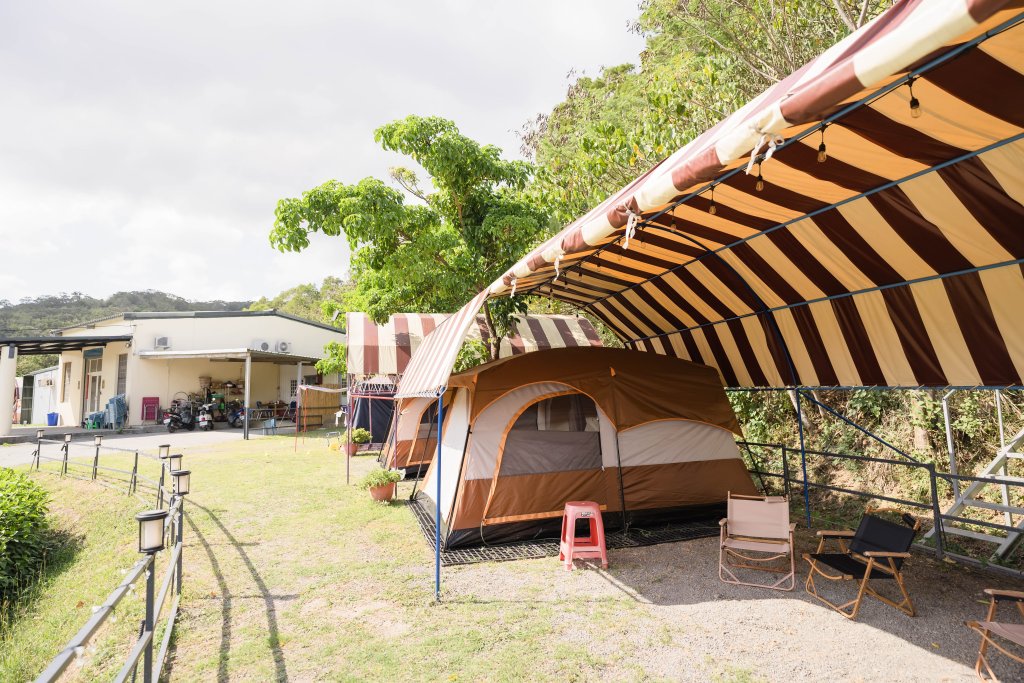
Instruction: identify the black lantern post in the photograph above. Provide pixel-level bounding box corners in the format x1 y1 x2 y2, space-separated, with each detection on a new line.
135 509 167 683
92 435 102 480
170 469 190 593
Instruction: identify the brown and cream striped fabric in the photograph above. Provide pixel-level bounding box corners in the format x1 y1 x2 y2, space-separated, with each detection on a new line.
487 0 1024 389
347 311 603 380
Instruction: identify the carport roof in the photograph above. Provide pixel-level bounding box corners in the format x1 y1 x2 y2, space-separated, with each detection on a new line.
136 348 321 365
0 334 132 355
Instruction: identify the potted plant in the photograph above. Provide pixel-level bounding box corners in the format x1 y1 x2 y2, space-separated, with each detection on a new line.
347 427 372 456
360 467 402 502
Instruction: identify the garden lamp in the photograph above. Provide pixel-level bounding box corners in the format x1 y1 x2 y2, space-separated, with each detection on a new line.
135 509 168 554
171 469 191 496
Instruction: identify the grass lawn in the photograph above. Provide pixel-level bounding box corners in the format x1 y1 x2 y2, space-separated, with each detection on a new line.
3 434 1010 681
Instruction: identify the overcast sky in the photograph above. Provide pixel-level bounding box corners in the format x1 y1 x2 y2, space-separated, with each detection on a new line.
0 1 644 303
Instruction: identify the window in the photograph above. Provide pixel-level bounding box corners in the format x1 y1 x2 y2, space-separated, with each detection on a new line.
60 363 72 402
289 379 298 397
500 394 602 476
116 354 128 396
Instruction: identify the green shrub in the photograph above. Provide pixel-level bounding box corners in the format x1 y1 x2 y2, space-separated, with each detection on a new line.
350 428 372 444
359 468 402 489
0 469 51 600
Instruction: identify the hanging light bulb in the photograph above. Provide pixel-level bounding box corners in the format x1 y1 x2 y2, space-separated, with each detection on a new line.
708 186 717 215
908 77 922 118
755 164 765 192
817 124 828 163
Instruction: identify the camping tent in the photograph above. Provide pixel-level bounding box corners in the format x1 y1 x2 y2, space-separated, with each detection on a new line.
377 313 604 472
416 347 756 548
349 377 395 444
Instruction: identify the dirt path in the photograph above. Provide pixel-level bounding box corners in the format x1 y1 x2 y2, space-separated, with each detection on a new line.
163 437 1020 682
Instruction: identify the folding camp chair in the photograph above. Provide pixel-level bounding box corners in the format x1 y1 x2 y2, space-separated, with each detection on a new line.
966 588 1024 681
719 492 795 591
803 506 920 619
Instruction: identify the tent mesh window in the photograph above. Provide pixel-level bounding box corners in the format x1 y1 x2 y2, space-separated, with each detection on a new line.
500 394 601 476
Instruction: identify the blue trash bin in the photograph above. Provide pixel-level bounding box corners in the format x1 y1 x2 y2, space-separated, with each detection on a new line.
46 412 59 426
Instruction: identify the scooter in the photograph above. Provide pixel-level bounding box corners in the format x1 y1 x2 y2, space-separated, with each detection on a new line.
197 403 216 431
226 401 245 428
163 403 196 433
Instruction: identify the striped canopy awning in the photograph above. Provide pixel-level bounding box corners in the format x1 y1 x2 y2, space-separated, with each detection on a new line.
486 0 1024 389
349 309 602 380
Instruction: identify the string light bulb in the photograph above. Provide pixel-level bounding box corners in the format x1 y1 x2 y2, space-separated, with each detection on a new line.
908 77 921 118
755 164 764 192
708 186 717 215
817 124 828 163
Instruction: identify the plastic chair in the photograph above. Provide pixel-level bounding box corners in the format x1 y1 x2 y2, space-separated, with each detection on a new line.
719 492 795 591
558 501 608 570
966 588 1024 680
803 506 921 619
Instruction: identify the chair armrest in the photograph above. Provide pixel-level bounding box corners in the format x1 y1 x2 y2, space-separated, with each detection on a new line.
984 588 1024 602
719 518 728 527
863 551 912 558
816 529 854 537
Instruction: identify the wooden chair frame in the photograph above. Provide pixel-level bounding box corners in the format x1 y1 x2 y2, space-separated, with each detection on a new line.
966 588 1024 681
719 493 795 591
803 506 920 620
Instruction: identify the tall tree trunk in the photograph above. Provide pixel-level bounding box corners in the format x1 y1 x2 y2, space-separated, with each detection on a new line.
481 301 500 361
909 390 933 455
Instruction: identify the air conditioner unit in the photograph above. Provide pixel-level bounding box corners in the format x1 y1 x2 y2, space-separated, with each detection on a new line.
154 336 171 350
252 339 272 352
40 378 54 387
275 340 292 354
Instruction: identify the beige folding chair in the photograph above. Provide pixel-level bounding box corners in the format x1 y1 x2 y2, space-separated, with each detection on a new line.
966 588 1024 681
719 492 795 591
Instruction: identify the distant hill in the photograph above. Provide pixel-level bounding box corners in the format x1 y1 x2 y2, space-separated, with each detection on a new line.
1 291 251 374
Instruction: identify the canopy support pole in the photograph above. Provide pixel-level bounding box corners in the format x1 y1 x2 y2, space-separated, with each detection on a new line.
0 345 17 437
612 432 629 534
243 352 252 441
434 392 443 602
795 389 811 528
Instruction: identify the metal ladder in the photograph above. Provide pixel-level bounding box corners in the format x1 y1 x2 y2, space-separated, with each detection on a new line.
925 426 1024 560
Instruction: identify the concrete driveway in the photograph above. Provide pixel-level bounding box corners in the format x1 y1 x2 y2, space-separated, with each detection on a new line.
0 429 254 468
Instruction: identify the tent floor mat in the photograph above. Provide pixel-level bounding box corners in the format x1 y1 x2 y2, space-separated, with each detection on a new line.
407 497 719 566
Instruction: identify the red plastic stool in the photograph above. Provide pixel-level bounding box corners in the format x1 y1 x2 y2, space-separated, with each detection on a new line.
558 501 608 570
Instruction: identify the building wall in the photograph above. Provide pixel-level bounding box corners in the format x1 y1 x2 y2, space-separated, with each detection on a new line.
56 314 345 425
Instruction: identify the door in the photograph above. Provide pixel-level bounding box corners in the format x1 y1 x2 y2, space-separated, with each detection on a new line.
85 356 103 413
20 377 33 424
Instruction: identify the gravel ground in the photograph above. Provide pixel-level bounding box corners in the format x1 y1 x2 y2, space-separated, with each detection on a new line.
443 529 1023 682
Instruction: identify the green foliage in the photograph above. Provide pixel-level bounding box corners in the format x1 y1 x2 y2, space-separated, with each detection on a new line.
247 277 353 324
359 467 402 489
0 470 51 601
453 338 489 374
270 116 550 352
350 428 372 445
315 341 346 376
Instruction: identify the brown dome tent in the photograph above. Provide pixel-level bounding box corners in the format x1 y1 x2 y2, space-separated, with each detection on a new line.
416 347 757 548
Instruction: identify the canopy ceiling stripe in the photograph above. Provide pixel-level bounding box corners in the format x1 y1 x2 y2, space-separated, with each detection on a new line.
496 2 1024 389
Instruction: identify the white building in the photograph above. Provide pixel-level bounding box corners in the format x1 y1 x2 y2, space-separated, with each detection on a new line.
0 310 346 436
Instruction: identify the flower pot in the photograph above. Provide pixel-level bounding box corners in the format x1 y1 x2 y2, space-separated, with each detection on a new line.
347 442 358 457
369 482 395 502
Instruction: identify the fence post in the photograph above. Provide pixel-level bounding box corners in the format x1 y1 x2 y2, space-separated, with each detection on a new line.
781 446 791 499
927 464 945 560
61 434 70 478
33 430 43 470
157 465 165 509
143 555 155 683
92 435 102 480
176 498 184 595
130 450 139 496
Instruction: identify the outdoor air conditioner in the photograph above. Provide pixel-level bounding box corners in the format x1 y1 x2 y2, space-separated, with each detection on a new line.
154 336 171 350
252 339 272 352
275 340 292 354
40 378 54 387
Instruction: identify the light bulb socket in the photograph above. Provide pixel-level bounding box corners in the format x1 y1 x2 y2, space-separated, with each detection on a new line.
817 142 827 163
910 97 921 118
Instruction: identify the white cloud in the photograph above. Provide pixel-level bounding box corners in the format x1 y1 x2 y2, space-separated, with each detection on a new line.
0 0 643 302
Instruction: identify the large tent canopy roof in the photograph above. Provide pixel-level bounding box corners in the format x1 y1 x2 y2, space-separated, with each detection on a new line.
476 0 1024 391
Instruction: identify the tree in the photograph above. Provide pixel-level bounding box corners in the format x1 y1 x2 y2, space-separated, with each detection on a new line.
270 116 552 357
247 276 354 324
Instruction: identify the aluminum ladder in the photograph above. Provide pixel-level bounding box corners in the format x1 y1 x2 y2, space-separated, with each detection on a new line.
925 426 1024 560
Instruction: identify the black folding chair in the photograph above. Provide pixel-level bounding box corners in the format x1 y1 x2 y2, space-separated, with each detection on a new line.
803 506 921 620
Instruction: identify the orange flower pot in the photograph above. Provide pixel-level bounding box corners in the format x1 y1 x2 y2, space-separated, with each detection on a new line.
369 482 395 502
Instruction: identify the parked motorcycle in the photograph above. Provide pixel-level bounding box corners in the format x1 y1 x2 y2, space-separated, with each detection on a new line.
197 403 216 431
226 400 245 428
163 403 196 433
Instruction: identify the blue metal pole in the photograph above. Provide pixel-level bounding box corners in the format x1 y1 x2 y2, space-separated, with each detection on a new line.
796 390 811 528
434 393 443 602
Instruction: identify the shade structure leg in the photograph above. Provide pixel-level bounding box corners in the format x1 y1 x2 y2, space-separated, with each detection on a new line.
243 353 252 441
435 393 443 601
796 389 811 528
